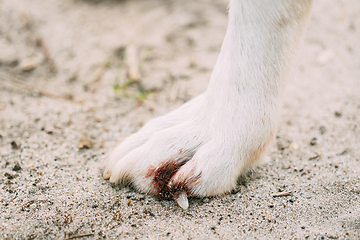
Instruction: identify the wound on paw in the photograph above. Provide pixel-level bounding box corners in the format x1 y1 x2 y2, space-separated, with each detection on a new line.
146 161 190 199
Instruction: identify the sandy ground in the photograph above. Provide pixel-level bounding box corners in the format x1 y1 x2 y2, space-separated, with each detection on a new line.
0 0 360 239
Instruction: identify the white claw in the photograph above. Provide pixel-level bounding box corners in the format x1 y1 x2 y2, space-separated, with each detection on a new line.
103 169 111 180
109 175 118 183
175 192 189 210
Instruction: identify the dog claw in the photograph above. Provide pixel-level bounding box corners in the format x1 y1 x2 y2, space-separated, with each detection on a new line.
103 169 111 180
174 192 189 210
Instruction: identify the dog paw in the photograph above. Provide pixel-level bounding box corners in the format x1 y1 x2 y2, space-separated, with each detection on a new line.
103 93 275 209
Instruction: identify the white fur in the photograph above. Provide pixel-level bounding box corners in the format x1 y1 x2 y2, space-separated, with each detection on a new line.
103 0 313 197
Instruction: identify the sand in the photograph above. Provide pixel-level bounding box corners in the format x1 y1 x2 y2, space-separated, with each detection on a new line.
0 0 359 239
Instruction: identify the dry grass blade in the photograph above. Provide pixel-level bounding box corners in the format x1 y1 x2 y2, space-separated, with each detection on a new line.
272 191 292 197
0 73 73 101
126 44 140 81
36 37 57 73
69 233 94 239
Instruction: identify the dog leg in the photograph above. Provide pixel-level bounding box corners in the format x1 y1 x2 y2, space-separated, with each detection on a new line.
104 0 313 209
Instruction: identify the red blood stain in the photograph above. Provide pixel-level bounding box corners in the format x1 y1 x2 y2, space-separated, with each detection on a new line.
146 161 195 200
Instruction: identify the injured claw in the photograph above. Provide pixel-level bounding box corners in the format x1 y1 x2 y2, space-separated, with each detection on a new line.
174 192 189 210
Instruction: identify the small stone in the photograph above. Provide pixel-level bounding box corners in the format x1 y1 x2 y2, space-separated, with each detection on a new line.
309 137 317 146
292 142 299 150
202 198 209 203
4 172 14 179
11 141 21 150
13 163 22 171
334 111 342 117
78 135 93 149
19 55 43 72
277 140 290 150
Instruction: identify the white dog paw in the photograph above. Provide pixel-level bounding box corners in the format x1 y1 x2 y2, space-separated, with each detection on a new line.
103 93 275 209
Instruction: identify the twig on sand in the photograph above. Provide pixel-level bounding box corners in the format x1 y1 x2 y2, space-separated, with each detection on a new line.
309 154 321 160
109 199 118 210
36 37 57 73
69 233 94 239
272 191 292 197
91 63 108 83
0 73 73 101
65 233 94 239
21 12 57 73
126 44 140 82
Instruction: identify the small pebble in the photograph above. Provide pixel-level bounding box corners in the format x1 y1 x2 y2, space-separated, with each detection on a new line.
11 141 21 150
292 142 299 150
334 111 342 117
19 55 43 72
309 138 317 146
13 163 22 171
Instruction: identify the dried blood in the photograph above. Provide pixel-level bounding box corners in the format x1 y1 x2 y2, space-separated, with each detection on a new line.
146 161 189 199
